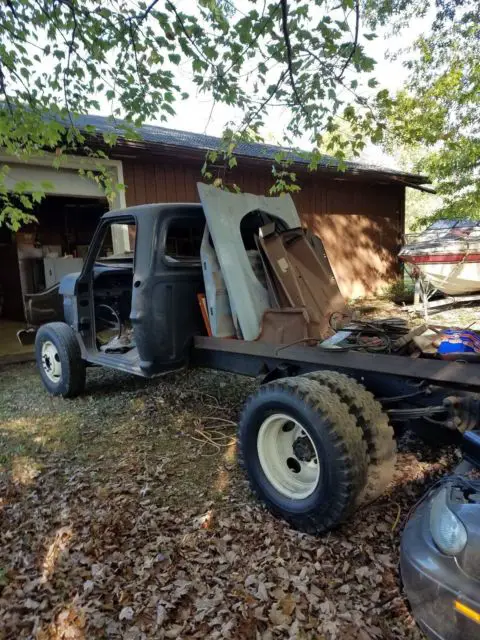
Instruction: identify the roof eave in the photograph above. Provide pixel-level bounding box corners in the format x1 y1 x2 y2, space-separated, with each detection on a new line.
91 134 431 187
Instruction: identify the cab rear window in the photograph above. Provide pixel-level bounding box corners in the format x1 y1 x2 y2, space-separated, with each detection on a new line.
164 217 204 262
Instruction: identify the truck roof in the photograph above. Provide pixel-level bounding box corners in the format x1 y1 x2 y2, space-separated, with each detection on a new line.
101 202 204 220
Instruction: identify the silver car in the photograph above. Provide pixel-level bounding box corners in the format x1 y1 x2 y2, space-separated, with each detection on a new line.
401 472 480 640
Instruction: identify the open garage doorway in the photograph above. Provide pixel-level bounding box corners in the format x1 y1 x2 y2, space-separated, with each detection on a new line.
0 195 109 322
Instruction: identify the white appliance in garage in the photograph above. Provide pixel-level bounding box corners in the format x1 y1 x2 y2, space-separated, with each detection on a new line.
44 257 84 289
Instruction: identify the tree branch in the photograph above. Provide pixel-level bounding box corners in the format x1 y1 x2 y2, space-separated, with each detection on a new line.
223 3 280 76
5 0 19 21
336 0 360 83
165 0 212 68
33 0 116 92
137 0 161 24
204 99 216 134
279 0 309 121
238 70 286 135
128 17 147 97
63 7 78 127
0 63 14 115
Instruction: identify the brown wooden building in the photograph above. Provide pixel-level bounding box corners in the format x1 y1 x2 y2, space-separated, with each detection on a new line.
0 116 430 320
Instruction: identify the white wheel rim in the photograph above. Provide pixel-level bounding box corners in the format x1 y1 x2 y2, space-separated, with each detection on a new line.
41 340 62 383
257 413 320 499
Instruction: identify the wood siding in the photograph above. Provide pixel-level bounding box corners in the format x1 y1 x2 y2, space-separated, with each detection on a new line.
122 158 404 298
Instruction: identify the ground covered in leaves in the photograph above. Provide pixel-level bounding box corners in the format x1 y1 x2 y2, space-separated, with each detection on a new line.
0 363 459 639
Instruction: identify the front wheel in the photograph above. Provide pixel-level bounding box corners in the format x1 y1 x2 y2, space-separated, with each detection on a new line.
35 322 86 398
238 377 368 534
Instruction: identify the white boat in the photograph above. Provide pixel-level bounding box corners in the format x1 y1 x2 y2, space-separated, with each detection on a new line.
399 219 480 296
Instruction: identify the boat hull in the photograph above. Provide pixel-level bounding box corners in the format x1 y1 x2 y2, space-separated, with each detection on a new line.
400 220 480 296
401 256 480 295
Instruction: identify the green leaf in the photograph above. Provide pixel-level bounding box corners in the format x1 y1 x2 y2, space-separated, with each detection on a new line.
192 58 205 73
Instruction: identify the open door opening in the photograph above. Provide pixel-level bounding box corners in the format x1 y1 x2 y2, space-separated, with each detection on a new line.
89 219 137 360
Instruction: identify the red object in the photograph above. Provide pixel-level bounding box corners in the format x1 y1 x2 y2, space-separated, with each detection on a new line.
197 294 212 337
400 253 480 264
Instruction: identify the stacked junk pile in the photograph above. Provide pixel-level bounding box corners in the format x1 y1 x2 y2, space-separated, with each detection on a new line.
197 184 480 361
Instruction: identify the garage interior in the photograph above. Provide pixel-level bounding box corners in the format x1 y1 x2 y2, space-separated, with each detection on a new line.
0 195 108 322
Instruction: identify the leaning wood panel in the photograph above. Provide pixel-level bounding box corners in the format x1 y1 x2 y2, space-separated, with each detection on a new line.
123 162 136 206
183 167 199 202
174 166 187 201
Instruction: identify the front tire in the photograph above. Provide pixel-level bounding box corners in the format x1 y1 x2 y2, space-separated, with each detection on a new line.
35 322 86 398
238 377 368 534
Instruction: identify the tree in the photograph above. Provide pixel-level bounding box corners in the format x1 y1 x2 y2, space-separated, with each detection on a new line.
0 0 387 229
374 0 480 226
378 142 442 231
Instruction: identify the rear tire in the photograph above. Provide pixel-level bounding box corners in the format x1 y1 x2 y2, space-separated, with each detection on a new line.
35 322 86 398
238 376 368 534
304 371 396 504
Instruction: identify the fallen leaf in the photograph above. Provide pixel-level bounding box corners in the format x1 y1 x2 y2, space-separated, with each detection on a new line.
156 603 167 626
83 580 94 594
257 582 268 601
269 606 289 626
164 624 184 638
279 594 296 616
119 606 134 621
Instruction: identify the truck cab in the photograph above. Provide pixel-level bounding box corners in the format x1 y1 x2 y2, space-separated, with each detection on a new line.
26 203 207 394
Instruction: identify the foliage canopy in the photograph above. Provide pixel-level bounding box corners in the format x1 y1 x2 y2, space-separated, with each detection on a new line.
379 0 480 226
3 0 476 231
0 0 387 228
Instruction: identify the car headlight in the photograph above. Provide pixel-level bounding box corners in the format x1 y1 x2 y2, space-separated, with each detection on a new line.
430 487 468 556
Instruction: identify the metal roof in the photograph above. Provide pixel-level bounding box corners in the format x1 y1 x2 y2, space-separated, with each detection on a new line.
75 113 429 185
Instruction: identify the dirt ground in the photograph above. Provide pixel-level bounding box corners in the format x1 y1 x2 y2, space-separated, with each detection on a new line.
0 320 35 359
0 358 461 640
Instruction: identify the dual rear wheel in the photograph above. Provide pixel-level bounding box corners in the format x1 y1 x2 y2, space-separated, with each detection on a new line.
238 373 396 534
